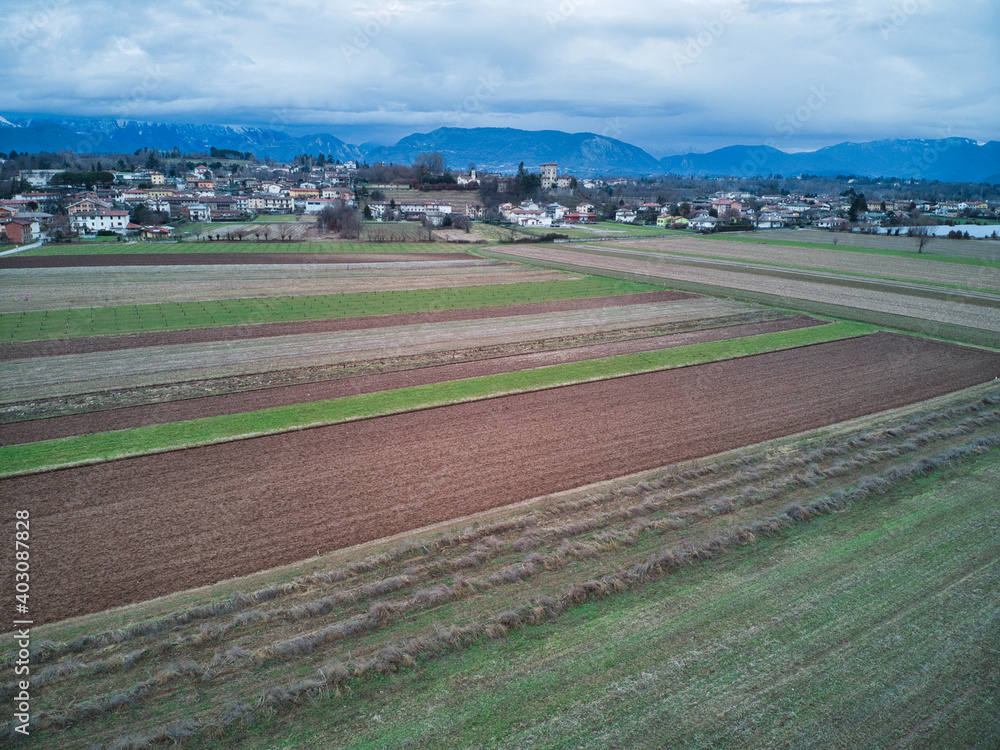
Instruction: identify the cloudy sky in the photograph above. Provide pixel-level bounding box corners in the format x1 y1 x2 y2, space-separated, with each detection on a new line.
2 0 997 155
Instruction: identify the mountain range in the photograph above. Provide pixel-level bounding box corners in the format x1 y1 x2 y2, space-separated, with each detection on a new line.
1 114 997 183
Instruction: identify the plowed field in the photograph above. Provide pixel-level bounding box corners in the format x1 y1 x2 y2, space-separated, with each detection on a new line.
0 315 819 444
6 331 1000 624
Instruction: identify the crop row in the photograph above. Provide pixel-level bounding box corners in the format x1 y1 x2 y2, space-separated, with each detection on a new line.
0 322 874 477
0 276 657 342
8 415 998 748
15 391 997 671
5 388 996 743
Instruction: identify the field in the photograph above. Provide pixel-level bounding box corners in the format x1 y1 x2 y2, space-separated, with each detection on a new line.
1 231 999 748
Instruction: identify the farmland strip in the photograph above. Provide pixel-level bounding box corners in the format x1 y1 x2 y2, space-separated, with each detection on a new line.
0 276 660 343
0 290 692 360
0 315 819 443
0 321 874 478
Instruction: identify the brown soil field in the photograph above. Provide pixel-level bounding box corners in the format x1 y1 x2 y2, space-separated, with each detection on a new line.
615 236 1000 291
0 252 472 268
0 316 820 444
496 244 1000 332
6 331 1000 624
0 291 691 359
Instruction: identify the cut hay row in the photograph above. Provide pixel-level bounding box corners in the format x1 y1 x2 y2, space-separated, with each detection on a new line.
6 391 995 673
0 322 874 477
4 392 997 748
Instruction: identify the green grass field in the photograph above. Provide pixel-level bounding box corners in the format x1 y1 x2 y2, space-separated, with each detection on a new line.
213 445 997 750
11 385 998 750
0 321 873 477
0 277 653 342
17 240 460 256
604 242 1000 294
708 233 1000 268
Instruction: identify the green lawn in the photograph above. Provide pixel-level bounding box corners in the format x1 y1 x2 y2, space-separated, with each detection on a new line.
0 277 654 343
0 321 873 477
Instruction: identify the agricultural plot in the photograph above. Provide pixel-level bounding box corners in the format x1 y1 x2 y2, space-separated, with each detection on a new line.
15 240 458 256
489 244 1000 338
0 276 654 343
2 331 999 624
0 378 997 749
193 222 313 242
3 231 1000 749
742 227 1000 260
613 235 1000 292
0 298 785 402
1 316 821 445
0 261 574 313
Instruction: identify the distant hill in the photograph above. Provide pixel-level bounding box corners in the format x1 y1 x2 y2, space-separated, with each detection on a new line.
0 115 362 163
659 138 1000 183
1 115 997 183
363 127 663 176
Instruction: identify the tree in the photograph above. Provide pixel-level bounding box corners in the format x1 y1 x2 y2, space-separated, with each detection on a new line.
317 203 362 239
413 152 446 176
910 224 933 254
848 193 868 222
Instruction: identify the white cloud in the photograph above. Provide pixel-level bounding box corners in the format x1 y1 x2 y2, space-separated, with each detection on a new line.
0 0 995 153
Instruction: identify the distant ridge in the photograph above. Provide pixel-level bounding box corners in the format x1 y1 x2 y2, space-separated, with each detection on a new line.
1 114 996 182
363 127 662 177
659 138 1000 183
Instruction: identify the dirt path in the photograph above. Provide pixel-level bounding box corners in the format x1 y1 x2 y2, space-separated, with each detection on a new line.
5 332 1000 624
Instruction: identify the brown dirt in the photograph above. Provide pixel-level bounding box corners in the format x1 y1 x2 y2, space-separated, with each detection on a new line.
0 316 820 444
4 332 1000 624
0 252 472 268
0 291 694 359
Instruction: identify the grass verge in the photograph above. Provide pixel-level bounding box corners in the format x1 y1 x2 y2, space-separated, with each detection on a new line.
0 321 874 477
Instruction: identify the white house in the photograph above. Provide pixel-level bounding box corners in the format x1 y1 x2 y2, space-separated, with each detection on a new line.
70 210 130 234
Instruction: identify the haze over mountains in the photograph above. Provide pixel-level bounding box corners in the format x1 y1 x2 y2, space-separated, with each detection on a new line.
2 115 998 183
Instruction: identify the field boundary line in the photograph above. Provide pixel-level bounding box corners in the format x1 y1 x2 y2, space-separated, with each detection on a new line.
0 322 874 477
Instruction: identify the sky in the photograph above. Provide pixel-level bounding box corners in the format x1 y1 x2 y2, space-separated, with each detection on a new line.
2 0 998 156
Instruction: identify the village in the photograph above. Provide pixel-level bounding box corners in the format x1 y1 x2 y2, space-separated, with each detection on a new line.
2 152 998 246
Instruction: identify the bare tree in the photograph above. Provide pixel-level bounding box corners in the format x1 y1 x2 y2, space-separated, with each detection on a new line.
910 224 933 254
317 202 362 239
